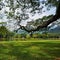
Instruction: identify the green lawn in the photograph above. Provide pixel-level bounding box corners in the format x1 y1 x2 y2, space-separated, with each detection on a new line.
0 40 60 60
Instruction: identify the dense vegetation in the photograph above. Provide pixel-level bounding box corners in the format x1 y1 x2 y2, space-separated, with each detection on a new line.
0 26 14 40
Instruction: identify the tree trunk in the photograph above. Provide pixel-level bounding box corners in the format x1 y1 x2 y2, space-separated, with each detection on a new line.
30 31 33 37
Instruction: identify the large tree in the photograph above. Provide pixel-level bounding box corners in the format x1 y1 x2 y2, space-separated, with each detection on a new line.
0 0 60 33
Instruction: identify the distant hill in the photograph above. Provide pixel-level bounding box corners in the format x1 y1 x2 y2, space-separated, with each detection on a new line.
17 25 60 34
48 25 60 33
17 29 28 34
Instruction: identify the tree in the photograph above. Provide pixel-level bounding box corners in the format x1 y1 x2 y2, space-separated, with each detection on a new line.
0 26 14 39
0 26 9 38
0 0 60 35
0 22 7 26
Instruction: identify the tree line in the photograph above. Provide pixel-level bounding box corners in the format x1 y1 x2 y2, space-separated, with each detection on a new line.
0 26 60 41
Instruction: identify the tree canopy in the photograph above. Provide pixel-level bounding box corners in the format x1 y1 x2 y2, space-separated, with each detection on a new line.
0 0 60 33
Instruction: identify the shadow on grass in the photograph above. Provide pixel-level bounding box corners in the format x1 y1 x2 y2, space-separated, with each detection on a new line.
0 41 60 60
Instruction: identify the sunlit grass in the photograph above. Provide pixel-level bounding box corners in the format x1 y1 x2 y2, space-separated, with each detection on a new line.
0 40 60 60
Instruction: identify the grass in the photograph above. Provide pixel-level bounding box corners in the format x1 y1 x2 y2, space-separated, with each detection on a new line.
0 39 60 60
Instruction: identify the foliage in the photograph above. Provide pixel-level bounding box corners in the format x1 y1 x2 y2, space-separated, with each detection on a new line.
0 26 60 40
14 34 21 38
32 33 60 39
0 26 9 38
0 26 15 39
26 34 31 39
20 33 26 38
0 0 60 33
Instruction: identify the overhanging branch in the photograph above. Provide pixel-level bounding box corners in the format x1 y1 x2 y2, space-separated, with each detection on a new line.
16 1 60 32
16 14 60 32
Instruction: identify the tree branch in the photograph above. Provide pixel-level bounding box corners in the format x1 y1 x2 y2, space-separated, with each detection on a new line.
16 14 60 32
16 1 60 33
27 2 60 32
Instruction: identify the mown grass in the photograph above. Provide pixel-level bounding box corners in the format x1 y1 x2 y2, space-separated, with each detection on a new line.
0 40 60 60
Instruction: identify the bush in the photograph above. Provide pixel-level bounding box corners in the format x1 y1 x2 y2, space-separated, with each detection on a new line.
26 34 31 39
33 33 60 39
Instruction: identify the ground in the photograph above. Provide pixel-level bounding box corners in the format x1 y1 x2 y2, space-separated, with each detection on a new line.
0 39 60 60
